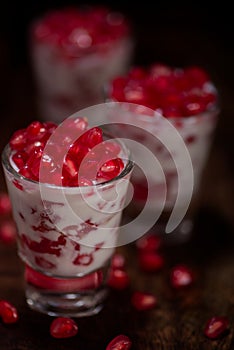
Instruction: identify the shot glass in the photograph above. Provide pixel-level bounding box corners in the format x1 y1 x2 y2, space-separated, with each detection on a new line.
1 117 133 316
106 64 219 242
29 6 133 123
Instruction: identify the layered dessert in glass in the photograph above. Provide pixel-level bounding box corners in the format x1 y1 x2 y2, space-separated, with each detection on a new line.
29 6 133 122
2 116 133 316
106 64 219 240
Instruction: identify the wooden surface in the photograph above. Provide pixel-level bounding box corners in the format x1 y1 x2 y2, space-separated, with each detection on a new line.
0 2 234 349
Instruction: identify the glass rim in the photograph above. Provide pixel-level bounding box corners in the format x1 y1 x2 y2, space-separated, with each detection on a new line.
1 139 134 192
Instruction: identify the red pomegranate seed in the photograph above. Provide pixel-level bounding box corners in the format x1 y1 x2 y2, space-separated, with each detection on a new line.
9 129 27 150
185 66 209 87
181 95 206 116
12 150 28 169
170 264 194 289
63 154 78 178
138 252 164 272
111 253 126 270
50 317 78 338
107 268 130 290
136 233 161 252
204 316 229 339
26 121 44 139
106 334 132 350
0 192 11 215
129 66 146 80
97 158 124 180
131 291 157 311
79 127 103 148
0 220 17 244
0 300 19 324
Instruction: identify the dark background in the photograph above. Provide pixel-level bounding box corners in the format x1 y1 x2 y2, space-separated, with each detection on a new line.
0 2 234 349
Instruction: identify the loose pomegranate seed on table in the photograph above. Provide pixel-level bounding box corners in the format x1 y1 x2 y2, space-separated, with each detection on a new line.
50 317 78 338
136 233 161 252
138 251 165 272
107 268 130 290
111 253 126 270
170 264 195 289
0 300 19 324
106 334 132 350
204 316 229 339
131 291 157 311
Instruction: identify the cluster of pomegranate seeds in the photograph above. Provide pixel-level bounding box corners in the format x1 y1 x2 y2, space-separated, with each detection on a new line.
32 6 130 55
108 253 130 290
204 316 229 339
106 334 132 350
110 64 217 117
169 264 195 289
9 118 124 187
50 317 78 338
131 291 157 311
0 300 19 324
136 233 165 272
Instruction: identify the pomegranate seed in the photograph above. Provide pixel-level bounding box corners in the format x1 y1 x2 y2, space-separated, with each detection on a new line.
50 317 78 338
9 129 27 150
170 264 194 289
185 66 209 87
136 233 161 252
26 121 44 139
0 192 11 215
129 66 146 80
43 121 57 133
63 154 78 178
138 252 164 272
79 127 103 148
131 291 157 311
107 268 130 290
0 300 19 324
12 151 28 169
204 316 229 339
106 334 132 350
181 95 206 116
97 158 124 180
0 220 17 244
111 253 126 270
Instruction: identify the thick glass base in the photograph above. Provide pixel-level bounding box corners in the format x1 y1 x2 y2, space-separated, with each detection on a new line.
26 283 108 317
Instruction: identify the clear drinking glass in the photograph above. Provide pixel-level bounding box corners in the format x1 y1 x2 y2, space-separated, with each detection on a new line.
2 130 133 317
105 65 220 243
29 6 134 123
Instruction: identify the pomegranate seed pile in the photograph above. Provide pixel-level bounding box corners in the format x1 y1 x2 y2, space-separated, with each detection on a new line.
32 6 130 56
9 118 124 187
109 64 217 117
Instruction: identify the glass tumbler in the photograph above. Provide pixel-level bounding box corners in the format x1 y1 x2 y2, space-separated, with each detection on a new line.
29 6 134 123
106 64 220 243
2 126 133 317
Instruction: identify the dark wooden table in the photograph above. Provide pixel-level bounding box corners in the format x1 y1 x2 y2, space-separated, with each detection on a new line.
0 2 234 349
